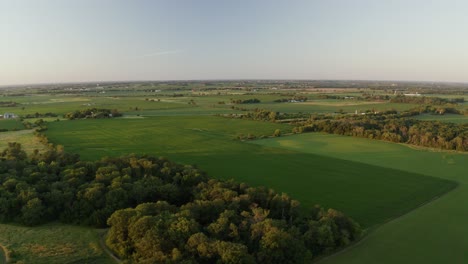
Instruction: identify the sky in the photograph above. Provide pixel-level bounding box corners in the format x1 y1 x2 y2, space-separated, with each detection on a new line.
1 0 467 85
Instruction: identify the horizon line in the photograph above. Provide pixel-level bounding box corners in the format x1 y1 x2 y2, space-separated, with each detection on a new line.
1 78 468 88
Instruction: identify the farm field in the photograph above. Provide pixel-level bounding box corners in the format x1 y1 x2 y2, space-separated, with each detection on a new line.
44 117 455 228
414 113 468 124
253 133 468 264
0 94 194 116
2 83 466 263
0 223 114 264
242 101 419 113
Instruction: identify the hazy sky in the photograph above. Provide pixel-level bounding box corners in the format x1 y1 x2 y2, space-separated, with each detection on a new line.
1 0 467 85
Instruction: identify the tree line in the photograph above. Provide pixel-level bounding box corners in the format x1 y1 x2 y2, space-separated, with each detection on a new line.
64 108 122 120
222 108 467 151
293 115 467 151
0 143 361 263
389 95 464 105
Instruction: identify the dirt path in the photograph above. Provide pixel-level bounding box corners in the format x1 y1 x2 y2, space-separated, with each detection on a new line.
98 231 122 263
0 244 8 264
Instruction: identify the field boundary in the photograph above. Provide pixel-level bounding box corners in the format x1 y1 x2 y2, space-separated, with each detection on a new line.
314 182 460 263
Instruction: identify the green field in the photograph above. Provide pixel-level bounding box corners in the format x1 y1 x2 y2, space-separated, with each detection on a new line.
414 113 468 124
4 89 466 263
0 130 48 154
0 223 114 263
242 101 419 113
44 117 455 228
253 133 468 264
0 119 24 131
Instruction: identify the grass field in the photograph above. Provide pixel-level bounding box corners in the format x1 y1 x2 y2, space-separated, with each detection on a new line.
45 117 455 228
252 133 467 264
0 130 48 154
0 119 24 131
0 223 114 264
0 95 195 116
414 113 468 124
242 101 419 113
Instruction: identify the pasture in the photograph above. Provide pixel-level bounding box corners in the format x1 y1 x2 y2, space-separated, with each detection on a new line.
45 117 455 228
253 133 468 264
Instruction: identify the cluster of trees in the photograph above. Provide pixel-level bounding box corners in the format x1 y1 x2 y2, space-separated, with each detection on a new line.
222 109 308 122
293 114 467 151
230 98 261 104
316 95 346 100
22 112 58 119
390 95 464 105
361 94 390 101
64 108 122 120
223 108 467 151
145 98 161 102
0 101 18 107
273 96 308 103
0 143 360 263
22 119 49 131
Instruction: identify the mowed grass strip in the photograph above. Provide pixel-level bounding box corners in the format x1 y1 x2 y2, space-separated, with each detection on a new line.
0 223 114 264
45 116 455 227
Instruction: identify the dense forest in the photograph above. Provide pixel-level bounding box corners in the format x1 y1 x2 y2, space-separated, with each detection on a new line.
0 143 360 263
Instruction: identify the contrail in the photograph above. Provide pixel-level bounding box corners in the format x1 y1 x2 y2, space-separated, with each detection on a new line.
134 50 184 58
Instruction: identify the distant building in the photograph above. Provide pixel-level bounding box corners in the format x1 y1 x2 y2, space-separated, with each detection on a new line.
3 113 17 119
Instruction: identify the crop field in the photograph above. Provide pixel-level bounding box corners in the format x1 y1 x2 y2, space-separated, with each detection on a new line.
45 117 455 228
253 133 467 264
0 223 114 264
45 116 293 160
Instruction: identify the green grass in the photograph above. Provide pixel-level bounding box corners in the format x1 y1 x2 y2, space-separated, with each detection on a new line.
0 95 195 116
414 113 468 124
0 119 24 131
242 101 419 113
45 116 292 160
252 133 467 264
45 117 455 228
0 130 48 154
0 223 114 264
